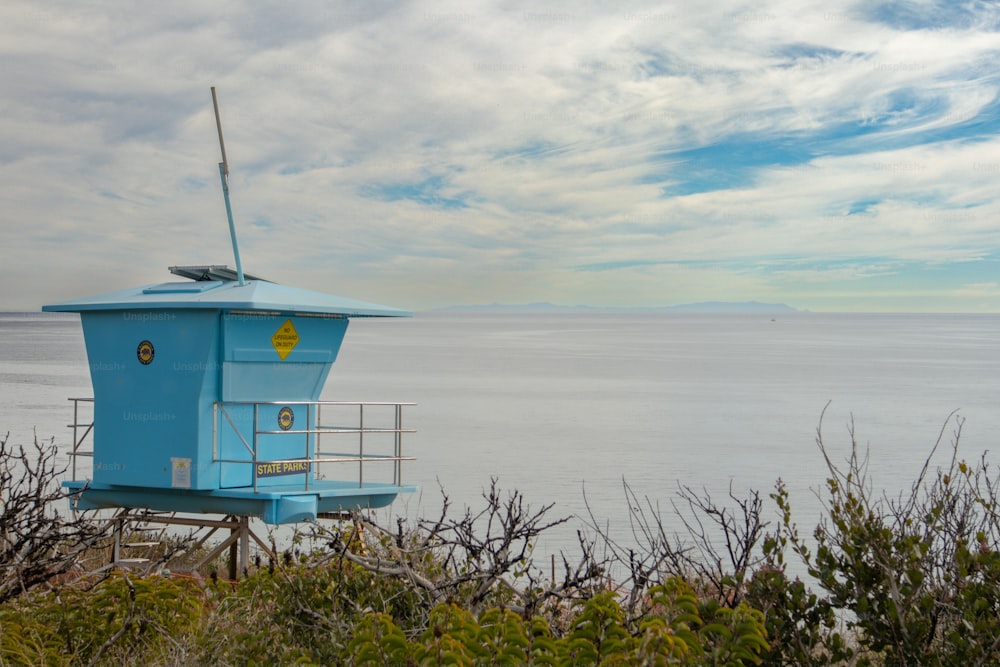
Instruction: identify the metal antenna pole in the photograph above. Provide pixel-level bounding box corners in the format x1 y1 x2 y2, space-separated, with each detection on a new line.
211 86 246 285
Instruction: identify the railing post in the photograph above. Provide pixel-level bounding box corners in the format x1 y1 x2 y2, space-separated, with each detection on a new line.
71 398 79 480
358 403 364 488
394 403 403 486
212 402 218 462
252 403 259 493
304 402 312 491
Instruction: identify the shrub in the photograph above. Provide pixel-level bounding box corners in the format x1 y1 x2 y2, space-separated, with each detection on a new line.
4 412 1000 666
796 412 1000 665
0 573 205 665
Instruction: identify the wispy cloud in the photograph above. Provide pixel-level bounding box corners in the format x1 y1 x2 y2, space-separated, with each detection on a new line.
1 0 999 311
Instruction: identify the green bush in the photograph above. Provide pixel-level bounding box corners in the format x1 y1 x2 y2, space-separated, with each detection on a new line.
746 412 1000 666
340 577 768 666
0 573 205 665
198 551 432 665
792 416 1000 665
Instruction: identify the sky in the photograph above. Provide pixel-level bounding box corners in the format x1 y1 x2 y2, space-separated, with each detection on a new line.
2 1 1000 313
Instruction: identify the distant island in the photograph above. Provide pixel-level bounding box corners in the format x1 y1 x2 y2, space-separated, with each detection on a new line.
428 301 803 314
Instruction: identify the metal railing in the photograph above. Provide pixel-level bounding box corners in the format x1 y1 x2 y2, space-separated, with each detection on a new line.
67 398 95 481
213 401 415 492
64 398 415 492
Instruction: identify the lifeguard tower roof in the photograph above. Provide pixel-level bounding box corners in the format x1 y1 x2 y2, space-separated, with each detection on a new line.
43 265 411 318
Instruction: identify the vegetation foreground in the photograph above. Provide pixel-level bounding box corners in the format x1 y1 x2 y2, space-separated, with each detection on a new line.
2 410 1000 666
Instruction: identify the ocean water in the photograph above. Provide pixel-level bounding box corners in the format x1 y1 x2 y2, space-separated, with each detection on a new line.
2 310 999 563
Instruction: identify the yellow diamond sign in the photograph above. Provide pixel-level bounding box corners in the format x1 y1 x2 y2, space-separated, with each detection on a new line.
271 319 299 360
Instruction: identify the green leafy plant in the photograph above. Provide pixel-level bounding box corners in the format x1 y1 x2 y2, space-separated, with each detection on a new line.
786 410 1000 665
0 572 205 666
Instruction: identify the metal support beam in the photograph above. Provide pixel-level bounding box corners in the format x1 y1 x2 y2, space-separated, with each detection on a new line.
100 510 276 580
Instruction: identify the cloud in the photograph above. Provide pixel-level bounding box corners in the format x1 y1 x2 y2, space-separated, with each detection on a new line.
2 0 999 311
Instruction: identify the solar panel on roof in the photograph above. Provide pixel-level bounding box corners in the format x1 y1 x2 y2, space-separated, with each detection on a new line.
169 265 271 283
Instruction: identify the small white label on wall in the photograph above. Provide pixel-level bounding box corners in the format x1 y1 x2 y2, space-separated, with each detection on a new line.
171 457 192 488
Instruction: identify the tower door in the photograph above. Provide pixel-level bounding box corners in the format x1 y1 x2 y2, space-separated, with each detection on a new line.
218 402 314 489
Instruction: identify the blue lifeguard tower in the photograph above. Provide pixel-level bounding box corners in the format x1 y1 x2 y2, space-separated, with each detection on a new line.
41 89 416 575
43 265 414 524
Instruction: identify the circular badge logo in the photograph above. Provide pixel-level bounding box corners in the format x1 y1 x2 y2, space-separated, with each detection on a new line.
277 406 294 431
136 340 155 365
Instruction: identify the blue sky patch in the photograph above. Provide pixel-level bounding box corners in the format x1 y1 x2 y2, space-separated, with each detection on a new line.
651 88 1000 197
655 132 820 196
847 199 880 215
360 174 470 209
865 1 999 31
773 43 856 64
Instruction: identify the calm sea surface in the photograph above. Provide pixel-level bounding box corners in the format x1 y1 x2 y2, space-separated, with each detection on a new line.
2 311 999 562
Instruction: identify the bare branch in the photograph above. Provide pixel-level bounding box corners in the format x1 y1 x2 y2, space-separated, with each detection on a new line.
0 432 111 602
309 478 605 619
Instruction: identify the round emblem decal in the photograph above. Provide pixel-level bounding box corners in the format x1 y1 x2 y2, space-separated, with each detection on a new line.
278 406 294 431
136 340 155 365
